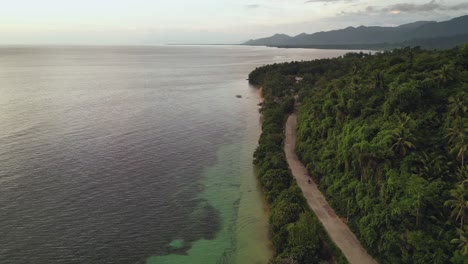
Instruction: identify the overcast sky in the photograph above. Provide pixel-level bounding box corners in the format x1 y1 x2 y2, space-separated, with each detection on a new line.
1 0 467 45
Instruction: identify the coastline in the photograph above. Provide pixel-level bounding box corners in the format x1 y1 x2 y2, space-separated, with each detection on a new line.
234 83 272 264
147 82 272 264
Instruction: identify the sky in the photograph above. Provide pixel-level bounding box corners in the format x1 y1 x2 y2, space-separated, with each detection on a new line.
0 0 467 45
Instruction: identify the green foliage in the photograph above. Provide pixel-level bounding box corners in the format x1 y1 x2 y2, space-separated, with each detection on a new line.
260 169 292 203
250 46 468 263
253 83 348 263
452 223 468 256
446 182 468 228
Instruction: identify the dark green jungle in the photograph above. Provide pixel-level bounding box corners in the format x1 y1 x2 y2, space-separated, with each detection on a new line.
250 45 468 264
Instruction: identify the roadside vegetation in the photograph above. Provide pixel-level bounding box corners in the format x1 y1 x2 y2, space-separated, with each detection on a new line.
252 65 347 264
250 45 468 263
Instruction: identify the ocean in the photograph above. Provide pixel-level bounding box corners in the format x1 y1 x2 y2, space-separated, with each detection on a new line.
0 45 350 264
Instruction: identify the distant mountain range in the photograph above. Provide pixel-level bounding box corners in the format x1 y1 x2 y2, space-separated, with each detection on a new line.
243 15 468 49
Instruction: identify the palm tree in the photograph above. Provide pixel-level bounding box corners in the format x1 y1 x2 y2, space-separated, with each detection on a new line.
391 113 416 156
437 64 456 85
446 124 467 145
398 112 412 128
415 151 448 181
448 92 467 119
391 134 416 156
445 183 468 227
391 125 415 157
455 166 468 183
451 140 468 167
447 118 468 167
451 225 468 256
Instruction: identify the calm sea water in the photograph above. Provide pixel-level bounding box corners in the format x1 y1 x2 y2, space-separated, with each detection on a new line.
0 45 350 264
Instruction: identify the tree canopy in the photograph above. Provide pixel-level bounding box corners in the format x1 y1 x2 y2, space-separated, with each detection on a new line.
250 45 468 263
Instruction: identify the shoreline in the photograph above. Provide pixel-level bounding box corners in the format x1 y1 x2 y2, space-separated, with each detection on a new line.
234 85 273 264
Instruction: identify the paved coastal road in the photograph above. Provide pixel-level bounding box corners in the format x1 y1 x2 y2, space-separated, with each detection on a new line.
285 114 378 264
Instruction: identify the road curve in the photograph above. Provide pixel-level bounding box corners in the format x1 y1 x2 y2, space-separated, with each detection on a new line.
285 114 378 264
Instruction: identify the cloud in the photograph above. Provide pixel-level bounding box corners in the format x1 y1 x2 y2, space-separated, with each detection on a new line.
339 0 468 16
305 0 353 2
383 0 468 13
350 0 468 15
245 4 260 9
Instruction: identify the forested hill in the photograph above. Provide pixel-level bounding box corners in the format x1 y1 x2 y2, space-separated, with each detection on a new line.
244 15 468 50
249 46 468 263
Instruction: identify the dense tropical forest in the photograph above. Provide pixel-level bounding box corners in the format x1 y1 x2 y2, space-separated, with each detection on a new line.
250 45 468 263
